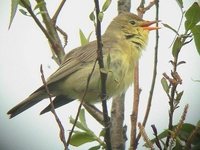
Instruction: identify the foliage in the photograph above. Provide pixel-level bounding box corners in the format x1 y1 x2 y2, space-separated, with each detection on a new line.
69 109 105 149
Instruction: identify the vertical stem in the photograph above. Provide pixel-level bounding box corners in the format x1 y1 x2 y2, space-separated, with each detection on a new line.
130 62 140 150
93 0 111 149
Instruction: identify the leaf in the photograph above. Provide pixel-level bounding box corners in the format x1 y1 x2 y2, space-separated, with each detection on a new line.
79 109 88 128
79 29 89 46
19 0 31 8
162 23 179 35
191 25 200 55
98 12 104 22
70 131 95 146
69 116 88 131
185 2 200 31
89 11 95 21
36 11 47 16
176 0 183 9
87 31 93 42
89 145 101 150
19 9 28 16
172 36 182 57
102 0 111 12
175 91 184 102
99 128 105 137
147 123 200 147
161 77 169 93
9 0 19 29
34 1 45 10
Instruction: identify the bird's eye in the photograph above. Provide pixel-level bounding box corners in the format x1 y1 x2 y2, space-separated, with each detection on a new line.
129 20 136 25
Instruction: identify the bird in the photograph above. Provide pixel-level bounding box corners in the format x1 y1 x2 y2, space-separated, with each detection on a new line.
7 12 159 118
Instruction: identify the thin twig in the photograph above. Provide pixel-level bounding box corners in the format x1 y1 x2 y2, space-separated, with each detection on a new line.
66 60 98 146
136 0 159 144
93 0 111 149
52 0 67 24
40 65 68 150
138 123 155 150
56 25 68 48
137 0 156 17
151 125 162 150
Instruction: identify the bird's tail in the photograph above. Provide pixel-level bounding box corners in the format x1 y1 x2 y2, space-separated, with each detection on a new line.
7 86 48 118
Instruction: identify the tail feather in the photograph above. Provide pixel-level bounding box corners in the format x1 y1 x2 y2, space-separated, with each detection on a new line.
7 87 48 118
40 95 75 115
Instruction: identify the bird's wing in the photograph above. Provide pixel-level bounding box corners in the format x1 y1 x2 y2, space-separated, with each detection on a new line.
46 40 99 85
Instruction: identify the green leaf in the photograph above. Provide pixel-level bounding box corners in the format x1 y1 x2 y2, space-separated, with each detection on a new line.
70 131 96 146
102 0 111 12
98 12 104 22
185 2 200 31
69 116 88 131
175 91 184 102
99 128 105 137
34 1 45 10
161 77 169 93
89 145 101 150
89 11 95 21
147 123 200 147
79 29 89 46
9 0 19 29
176 0 183 9
162 23 179 35
172 36 182 57
79 109 88 128
191 25 200 55
87 31 93 42
35 11 47 16
19 0 31 8
19 9 28 16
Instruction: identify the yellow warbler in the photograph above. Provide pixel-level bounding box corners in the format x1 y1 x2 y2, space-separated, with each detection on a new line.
7 12 159 118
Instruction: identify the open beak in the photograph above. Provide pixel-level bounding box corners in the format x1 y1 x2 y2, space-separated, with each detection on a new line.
140 20 160 31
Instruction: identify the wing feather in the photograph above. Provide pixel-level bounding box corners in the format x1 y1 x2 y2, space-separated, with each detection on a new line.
46 41 98 84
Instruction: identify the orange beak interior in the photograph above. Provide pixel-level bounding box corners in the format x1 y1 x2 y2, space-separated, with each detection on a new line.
140 20 160 31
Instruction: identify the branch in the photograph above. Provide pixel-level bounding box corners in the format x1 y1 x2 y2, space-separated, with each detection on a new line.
93 0 111 149
35 0 65 64
52 0 67 24
136 0 159 144
130 63 141 150
111 93 126 150
137 0 157 17
40 65 68 150
118 0 131 13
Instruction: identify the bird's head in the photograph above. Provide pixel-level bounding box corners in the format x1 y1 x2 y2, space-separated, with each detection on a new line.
105 12 159 40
